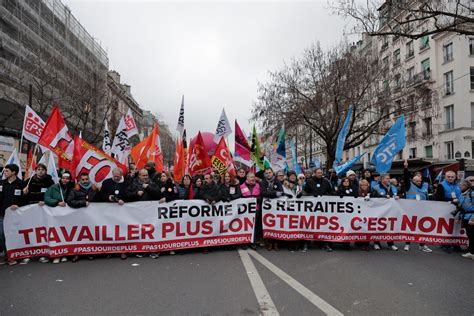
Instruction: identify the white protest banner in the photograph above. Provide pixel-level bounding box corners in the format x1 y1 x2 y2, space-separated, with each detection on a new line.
4 198 257 260
262 196 467 245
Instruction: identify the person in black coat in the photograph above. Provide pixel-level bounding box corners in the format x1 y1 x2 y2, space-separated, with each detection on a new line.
192 175 204 200
201 173 223 204
177 175 194 200
67 173 99 208
0 164 27 265
260 168 284 199
125 169 161 202
336 177 358 198
99 168 127 204
236 168 247 185
23 163 55 205
221 172 242 201
304 168 334 196
157 172 178 203
144 161 161 184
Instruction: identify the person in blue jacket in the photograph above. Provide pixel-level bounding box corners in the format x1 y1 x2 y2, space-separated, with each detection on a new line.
455 179 474 259
434 170 461 202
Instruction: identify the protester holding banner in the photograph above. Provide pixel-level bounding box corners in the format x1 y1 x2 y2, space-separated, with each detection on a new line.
221 172 242 201
336 177 358 198
144 161 160 183
240 172 261 250
362 169 378 190
67 173 99 211
0 164 27 265
304 168 334 197
44 171 73 208
260 168 284 251
371 174 399 251
355 179 372 251
455 180 474 259
125 169 161 201
402 160 433 252
23 163 55 205
99 168 127 205
346 170 359 192
177 175 194 200
236 168 247 185
434 171 461 202
281 178 303 199
157 172 179 203
201 173 223 204
192 175 204 200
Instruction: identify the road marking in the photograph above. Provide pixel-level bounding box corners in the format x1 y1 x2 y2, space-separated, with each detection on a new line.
248 250 344 316
238 249 279 316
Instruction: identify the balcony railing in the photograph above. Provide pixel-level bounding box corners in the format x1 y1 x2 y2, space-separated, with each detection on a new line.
444 123 455 131
413 70 431 84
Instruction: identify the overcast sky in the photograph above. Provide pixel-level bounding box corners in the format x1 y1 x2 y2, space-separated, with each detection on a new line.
65 0 349 140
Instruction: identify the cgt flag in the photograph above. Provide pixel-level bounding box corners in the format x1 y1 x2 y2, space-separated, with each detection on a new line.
371 115 406 174
73 136 127 186
211 137 236 176
188 131 212 175
37 106 73 170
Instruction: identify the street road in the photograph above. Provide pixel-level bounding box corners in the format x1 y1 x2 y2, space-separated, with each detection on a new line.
1 243 473 315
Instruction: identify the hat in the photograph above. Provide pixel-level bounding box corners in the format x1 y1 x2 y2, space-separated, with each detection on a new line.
346 170 356 177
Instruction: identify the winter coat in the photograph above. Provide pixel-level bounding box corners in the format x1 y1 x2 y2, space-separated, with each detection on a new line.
260 177 283 198
201 183 223 203
157 180 179 202
0 178 27 217
44 183 73 207
221 183 242 201
24 174 55 204
66 184 99 208
98 178 127 202
125 179 161 202
304 176 334 196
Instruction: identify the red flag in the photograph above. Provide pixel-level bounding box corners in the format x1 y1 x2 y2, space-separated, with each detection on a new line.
130 136 150 169
173 139 185 181
38 106 74 170
73 136 127 186
25 148 37 179
188 131 212 176
138 122 163 172
211 137 236 176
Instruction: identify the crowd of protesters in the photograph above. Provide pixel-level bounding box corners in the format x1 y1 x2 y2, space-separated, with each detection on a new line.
1 159 473 266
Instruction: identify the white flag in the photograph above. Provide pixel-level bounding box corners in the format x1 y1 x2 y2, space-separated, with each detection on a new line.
47 152 59 184
111 116 131 164
176 95 185 135
102 120 112 154
2 149 22 180
22 105 46 143
214 108 232 143
125 109 139 138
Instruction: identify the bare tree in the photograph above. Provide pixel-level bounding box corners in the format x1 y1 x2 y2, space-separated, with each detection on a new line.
252 41 436 168
332 0 474 39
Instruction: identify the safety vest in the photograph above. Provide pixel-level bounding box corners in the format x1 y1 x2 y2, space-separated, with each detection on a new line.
373 182 397 197
459 190 474 221
440 180 461 201
406 182 429 200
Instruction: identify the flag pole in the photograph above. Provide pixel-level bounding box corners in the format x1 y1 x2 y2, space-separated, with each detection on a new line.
25 144 39 186
18 106 28 154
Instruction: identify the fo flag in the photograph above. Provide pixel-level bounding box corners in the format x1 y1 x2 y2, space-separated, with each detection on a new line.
22 105 46 144
102 120 112 154
188 132 212 175
73 136 127 186
214 109 232 143
371 115 406 174
2 149 22 180
211 137 236 176
176 95 185 136
110 116 131 164
234 120 252 167
125 109 139 138
37 106 73 170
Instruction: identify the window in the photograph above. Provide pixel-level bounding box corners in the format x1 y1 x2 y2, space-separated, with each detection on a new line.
471 67 474 90
392 25 400 42
420 35 429 50
444 71 454 95
395 99 402 115
423 117 432 136
406 40 414 58
421 58 430 78
409 122 416 139
395 73 401 89
443 42 453 62
393 49 401 65
409 147 417 158
383 56 389 68
445 141 454 160
445 105 454 130
425 145 433 158
471 102 474 127
470 38 474 55
407 67 415 83
407 94 415 111
381 37 388 50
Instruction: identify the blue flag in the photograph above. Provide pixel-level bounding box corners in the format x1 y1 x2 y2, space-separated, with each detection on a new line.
334 152 366 177
371 115 406 174
271 127 287 171
289 139 302 175
333 105 353 169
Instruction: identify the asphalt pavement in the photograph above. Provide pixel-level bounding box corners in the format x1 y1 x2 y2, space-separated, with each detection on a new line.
1 243 473 315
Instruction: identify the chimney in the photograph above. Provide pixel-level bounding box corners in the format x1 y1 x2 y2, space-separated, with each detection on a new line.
123 84 131 95
108 70 120 83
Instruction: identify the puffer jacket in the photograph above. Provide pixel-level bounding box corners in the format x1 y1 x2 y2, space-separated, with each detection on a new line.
66 184 99 208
